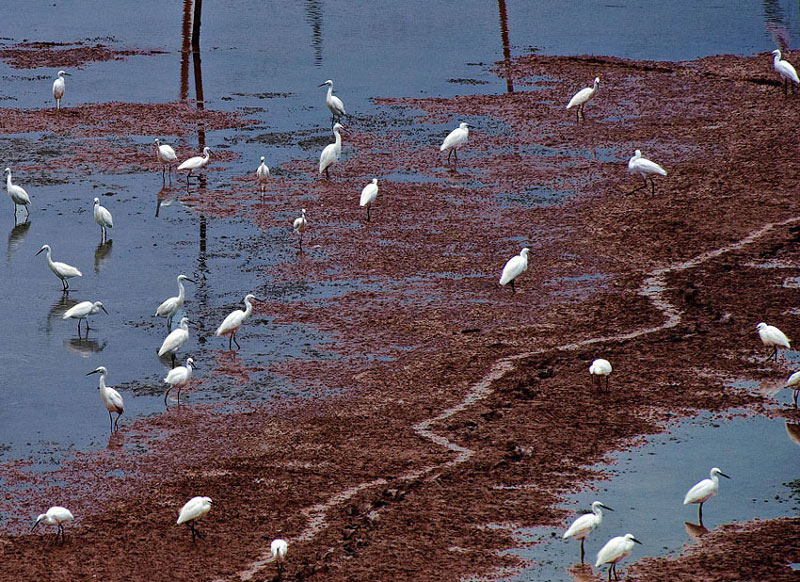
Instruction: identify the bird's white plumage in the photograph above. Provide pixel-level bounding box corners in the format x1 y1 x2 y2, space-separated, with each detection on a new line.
757 322 790 349
93 197 113 232
293 209 307 234
271 538 288 562
159 317 190 357
257 156 270 192
154 138 177 164
216 294 256 337
563 501 609 541
499 248 530 286
32 506 73 530
177 147 211 172
567 77 600 110
177 496 212 525
589 359 612 377
360 179 379 208
4 167 31 212
595 533 640 568
628 150 667 179
52 70 66 109
786 371 800 388
772 50 800 84
164 357 194 401
88 366 124 418
320 79 346 118
156 275 192 320
63 300 107 321
36 244 82 287
440 122 469 153
319 123 345 176
684 467 729 505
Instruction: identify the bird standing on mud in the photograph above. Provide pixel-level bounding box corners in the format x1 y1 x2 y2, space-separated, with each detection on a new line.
318 79 346 128
256 156 270 194
319 123 347 178
4 167 31 220
52 70 68 109
595 533 641 582
499 247 530 293
440 122 469 166
563 500 613 563
589 359 612 389
159 316 191 367
216 294 257 350
177 496 213 542
627 149 667 195
566 76 600 122
756 322 790 361
178 146 212 183
271 538 288 574
359 178 379 221
164 357 194 405
293 208 307 252
154 138 178 179
772 49 799 94
683 467 730 524
31 506 74 544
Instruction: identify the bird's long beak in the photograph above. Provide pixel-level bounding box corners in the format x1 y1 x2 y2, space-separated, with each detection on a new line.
719 472 731 479
35 247 45 256
600 504 614 511
86 369 100 376
339 126 350 134
31 518 42 532
185 278 195 283
317 82 327 87
632 537 643 545
100 305 109 315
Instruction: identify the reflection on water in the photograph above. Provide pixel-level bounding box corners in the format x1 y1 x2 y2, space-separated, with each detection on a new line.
107 432 124 450
156 185 180 217
785 421 800 446
565 563 595 582
94 240 112 274
306 1 323 67
764 0 791 50
684 520 709 541
497 0 514 94
63 337 107 357
46 295 78 336
7 220 30 260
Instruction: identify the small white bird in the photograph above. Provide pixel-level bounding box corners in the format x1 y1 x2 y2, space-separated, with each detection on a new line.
177 496 213 542
177 146 211 183
155 274 194 330
216 294 257 350
52 70 67 110
563 501 613 564
36 244 82 291
31 506 74 544
86 366 124 433
683 467 730 524
318 79 346 128
4 167 31 219
440 122 469 166
757 322 791 362
154 138 178 179
595 533 642 582
319 123 347 179
293 208 307 252
589 358 613 389
784 371 800 407
63 300 108 335
159 317 190 367
566 76 600 122
271 538 288 573
256 156 270 194
359 178 379 222
772 49 800 94
164 357 194 405
499 247 530 293
93 197 113 240
627 149 667 195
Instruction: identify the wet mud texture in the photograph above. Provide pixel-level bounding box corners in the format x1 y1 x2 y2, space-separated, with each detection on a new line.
0 40 165 69
2 52 800 581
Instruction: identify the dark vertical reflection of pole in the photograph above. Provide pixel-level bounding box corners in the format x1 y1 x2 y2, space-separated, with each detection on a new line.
497 0 514 94
305 0 323 67
180 0 192 101
190 0 208 272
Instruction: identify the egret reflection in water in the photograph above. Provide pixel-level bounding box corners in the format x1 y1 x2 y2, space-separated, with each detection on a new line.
785 421 800 447
63 337 106 357
156 185 180 217
45 295 78 336
7 220 30 260
94 239 112 274
684 520 710 541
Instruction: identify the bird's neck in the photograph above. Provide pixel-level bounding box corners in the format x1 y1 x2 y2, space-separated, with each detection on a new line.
177 282 185 300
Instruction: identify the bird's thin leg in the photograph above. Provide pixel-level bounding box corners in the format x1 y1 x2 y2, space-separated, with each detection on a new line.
325 166 330 179
605 375 610 390
114 412 121 432
59 524 65 545
649 177 656 196
228 334 233 351
607 565 612 582
24 205 29 218
108 410 114 433
171 353 176 368
298 234 303 254
579 538 585 563
575 108 580 123
447 149 453 164
698 502 703 525
233 332 241 350
77 319 81 335
177 386 182 405
627 178 648 196
189 522 197 543
613 563 620 582
164 386 171 406
510 280 516 294
765 346 777 362
792 388 798 407
366 205 371 222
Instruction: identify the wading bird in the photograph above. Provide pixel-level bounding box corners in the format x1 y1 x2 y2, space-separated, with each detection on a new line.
271 538 288 574
757 322 791 361
63 300 108 335
216 294 257 350
155 274 194 330
154 138 178 179
318 79 346 128
683 467 730 524
772 49 800 94
563 501 613 564
627 150 667 195
177 146 211 183
164 357 194 405
87 366 124 432
52 70 68 109
159 317 190 367
440 122 469 166
31 506 73 544
359 178 379 221
177 496 213 542
784 370 800 407
319 123 346 178
499 247 530 293
595 533 642 582
256 156 270 194
589 358 612 389
4 167 30 219
566 76 600 122
293 208 307 252
93 197 113 241
36 244 82 291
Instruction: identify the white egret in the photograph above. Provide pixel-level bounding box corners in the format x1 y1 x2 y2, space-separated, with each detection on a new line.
159 317 190 367
164 357 194 405
93 197 113 240
63 300 108 335
627 149 667 195
177 496 213 542
359 178 379 222
784 370 800 407
271 538 288 573
4 167 31 219
86 366 124 433
772 49 800 94
319 123 347 179
499 247 530 293
52 70 68 110
154 138 178 179
757 322 791 362
595 533 642 582
293 208 307 252
440 122 469 166
155 274 194 330
177 146 211 183
563 501 613 564
589 358 612 389
566 77 600 122
683 467 730 524
318 79 346 128
216 294 257 350
31 506 74 544
256 156 270 194
36 244 82 291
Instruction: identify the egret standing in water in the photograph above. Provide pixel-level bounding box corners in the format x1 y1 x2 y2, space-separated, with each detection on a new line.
271 538 288 574
155 274 194 330
154 138 178 180
772 49 800 94
595 534 642 582
4 167 31 220
440 122 469 166
52 70 68 110
784 370 800 407
63 300 108 336
216 294 257 350
164 357 194 405
563 501 613 564
319 123 347 179
359 178 379 222
31 506 74 544
93 197 113 241
293 208 307 252
589 358 612 389
177 496 213 542
566 76 600 122
36 244 82 291
757 322 791 361
318 79 346 128
256 156 270 195
627 149 667 195
683 467 730 524
87 366 124 432
499 247 530 293
177 146 211 183
159 317 190 367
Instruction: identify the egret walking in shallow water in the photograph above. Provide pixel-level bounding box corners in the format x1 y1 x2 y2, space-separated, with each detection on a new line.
440 122 469 166
566 77 600 122
256 156 270 194
757 322 791 361
319 123 347 178
154 138 178 179
52 70 68 109
627 150 667 195
32 506 73 544
159 317 190 367
683 467 730 524
499 247 530 293
563 501 613 564
93 197 113 241
784 370 800 407
772 49 799 94
589 358 612 389
318 79 346 128
4 167 30 220
87 366 124 432
36 244 82 291
177 496 213 542
155 274 194 330
63 300 107 335
595 533 642 582
359 178 379 221
164 357 194 405
216 294 257 350
177 146 211 183
293 208 307 252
